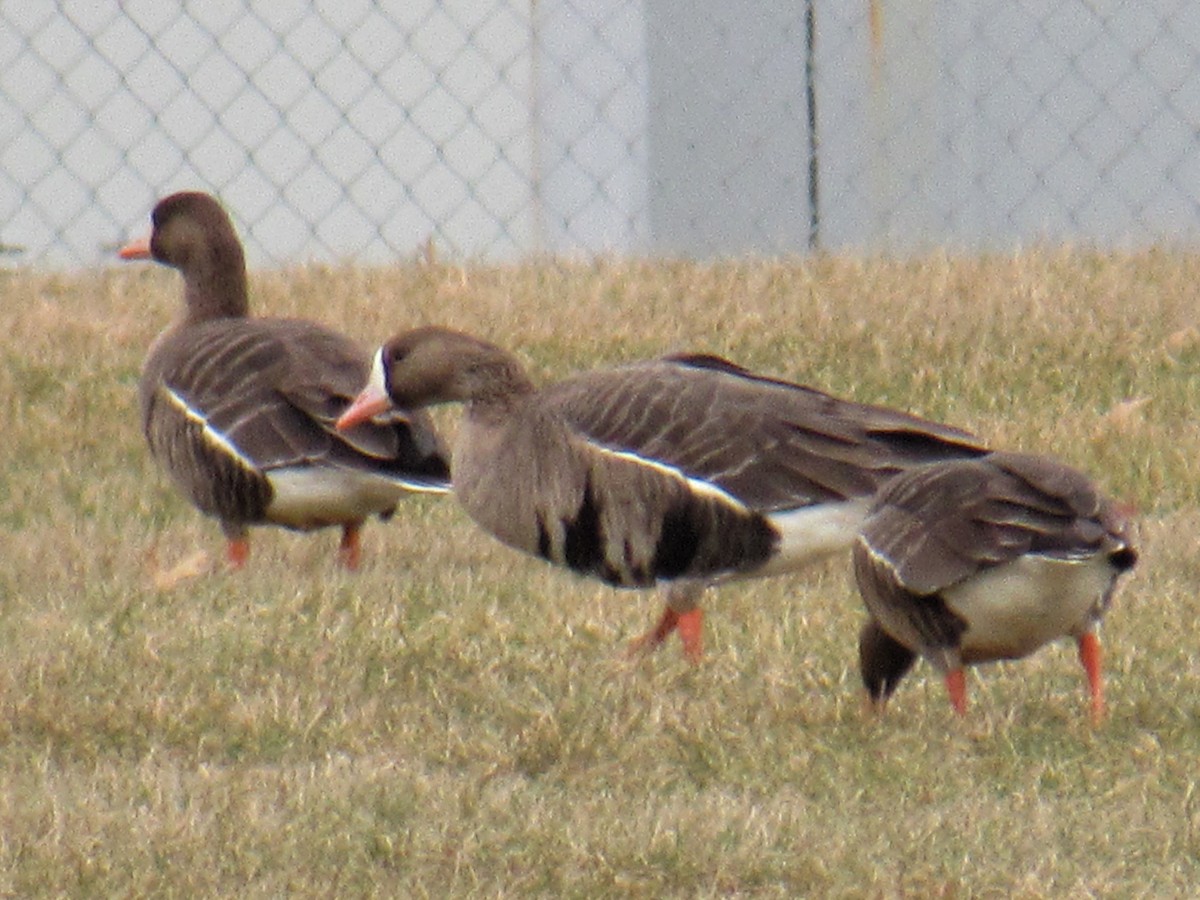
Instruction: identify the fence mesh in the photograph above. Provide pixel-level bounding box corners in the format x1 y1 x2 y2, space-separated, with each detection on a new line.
2 1 1199 267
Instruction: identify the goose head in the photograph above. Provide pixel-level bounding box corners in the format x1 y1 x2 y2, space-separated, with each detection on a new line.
119 191 249 321
337 326 534 430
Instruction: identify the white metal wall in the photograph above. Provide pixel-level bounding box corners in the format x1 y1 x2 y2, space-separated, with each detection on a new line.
2 1 1198 266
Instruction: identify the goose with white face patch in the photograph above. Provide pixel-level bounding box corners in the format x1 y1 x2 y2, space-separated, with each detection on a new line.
853 450 1137 722
121 192 450 570
337 326 988 659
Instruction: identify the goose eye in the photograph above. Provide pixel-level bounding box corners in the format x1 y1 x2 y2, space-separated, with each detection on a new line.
389 338 421 367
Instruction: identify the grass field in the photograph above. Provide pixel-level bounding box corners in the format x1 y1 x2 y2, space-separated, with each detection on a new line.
2 249 1198 896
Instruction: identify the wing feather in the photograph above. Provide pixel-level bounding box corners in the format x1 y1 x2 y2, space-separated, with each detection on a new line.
858 451 1132 597
142 318 449 489
541 355 984 512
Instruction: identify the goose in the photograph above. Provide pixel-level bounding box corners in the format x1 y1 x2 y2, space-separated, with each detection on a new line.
336 326 986 658
853 450 1137 721
120 192 450 569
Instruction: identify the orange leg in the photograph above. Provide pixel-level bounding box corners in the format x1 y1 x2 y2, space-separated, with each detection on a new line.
944 668 968 716
675 608 704 664
627 606 704 663
226 536 250 570
1077 631 1105 724
628 606 682 657
338 523 362 571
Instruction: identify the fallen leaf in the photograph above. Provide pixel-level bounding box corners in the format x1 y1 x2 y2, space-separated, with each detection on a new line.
1165 327 1200 355
1097 396 1151 433
149 549 211 590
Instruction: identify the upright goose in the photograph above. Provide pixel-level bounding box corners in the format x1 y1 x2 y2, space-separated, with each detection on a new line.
120 192 450 569
336 326 986 658
853 451 1137 721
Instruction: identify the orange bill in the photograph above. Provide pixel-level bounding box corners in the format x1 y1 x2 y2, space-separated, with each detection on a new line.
336 384 393 430
118 236 152 259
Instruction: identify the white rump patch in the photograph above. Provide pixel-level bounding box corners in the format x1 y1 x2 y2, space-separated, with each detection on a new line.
163 385 256 472
755 499 870 575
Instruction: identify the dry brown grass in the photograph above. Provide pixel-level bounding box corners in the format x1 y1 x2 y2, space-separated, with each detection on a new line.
1 249 1198 896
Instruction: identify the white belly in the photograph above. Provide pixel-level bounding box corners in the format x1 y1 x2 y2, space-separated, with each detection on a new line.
943 553 1115 661
265 467 404 529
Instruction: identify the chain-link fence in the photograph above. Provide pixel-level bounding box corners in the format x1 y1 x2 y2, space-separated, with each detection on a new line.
3 1 1199 267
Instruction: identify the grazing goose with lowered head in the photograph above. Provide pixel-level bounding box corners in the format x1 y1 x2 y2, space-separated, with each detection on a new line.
854 450 1137 722
336 326 987 659
120 192 450 569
